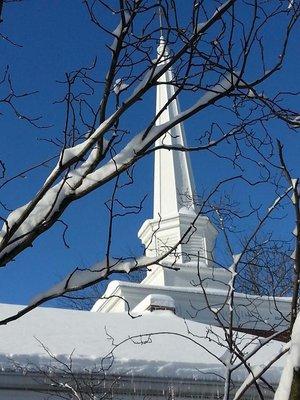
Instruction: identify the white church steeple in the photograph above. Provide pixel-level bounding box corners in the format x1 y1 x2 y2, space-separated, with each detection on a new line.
138 37 217 269
153 37 197 219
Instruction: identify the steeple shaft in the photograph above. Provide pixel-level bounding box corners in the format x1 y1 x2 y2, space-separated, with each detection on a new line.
153 38 197 219
138 37 217 266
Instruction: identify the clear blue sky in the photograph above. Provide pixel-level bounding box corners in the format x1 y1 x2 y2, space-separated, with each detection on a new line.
0 1 299 307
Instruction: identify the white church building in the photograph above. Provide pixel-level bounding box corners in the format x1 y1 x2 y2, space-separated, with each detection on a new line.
0 38 291 399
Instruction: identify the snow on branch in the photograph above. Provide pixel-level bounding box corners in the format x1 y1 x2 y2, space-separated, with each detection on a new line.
0 146 103 248
227 253 240 312
0 74 237 265
77 73 238 195
234 346 289 400
274 314 300 400
0 256 165 326
30 256 156 305
233 365 265 400
109 11 131 52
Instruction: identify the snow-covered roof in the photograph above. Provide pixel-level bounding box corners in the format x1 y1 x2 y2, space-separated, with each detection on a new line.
91 279 291 334
0 303 286 383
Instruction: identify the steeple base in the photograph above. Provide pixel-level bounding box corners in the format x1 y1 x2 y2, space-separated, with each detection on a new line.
141 262 230 289
138 210 217 266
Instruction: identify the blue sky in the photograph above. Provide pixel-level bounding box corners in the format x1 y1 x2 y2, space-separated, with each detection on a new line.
0 1 299 307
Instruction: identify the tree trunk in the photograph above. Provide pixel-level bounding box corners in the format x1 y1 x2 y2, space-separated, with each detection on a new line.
290 369 300 400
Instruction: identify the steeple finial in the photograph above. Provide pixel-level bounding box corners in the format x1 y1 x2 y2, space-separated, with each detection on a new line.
158 1 164 37
157 2 169 59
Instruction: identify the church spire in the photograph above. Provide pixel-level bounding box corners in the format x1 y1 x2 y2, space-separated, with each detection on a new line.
153 36 197 219
138 36 217 267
